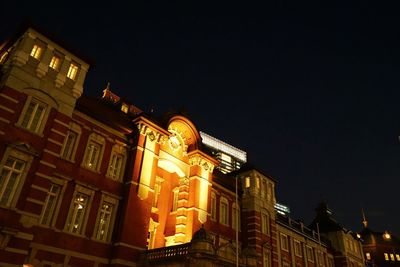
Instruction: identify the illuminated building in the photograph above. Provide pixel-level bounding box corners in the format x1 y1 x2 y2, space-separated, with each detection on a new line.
200 131 247 174
274 202 291 216
358 212 400 266
0 23 365 267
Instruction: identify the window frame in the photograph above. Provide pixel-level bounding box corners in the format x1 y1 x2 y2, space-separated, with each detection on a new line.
294 239 302 257
64 185 94 235
261 211 270 235
280 233 289 251
17 96 49 134
93 194 118 242
0 147 33 208
306 246 315 262
219 196 229 226
210 191 217 221
67 62 79 80
106 143 127 181
232 202 240 230
30 44 43 60
39 179 66 226
61 123 81 162
82 133 105 172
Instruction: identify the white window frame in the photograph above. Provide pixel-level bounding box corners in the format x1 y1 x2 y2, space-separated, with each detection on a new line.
64 185 94 235
280 233 289 251
17 96 48 134
261 211 270 235
106 144 126 181
294 239 302 257
210 191 217 221
82 133 105 172
61 123 81 162
0 148 33 207
307 246 315 262
93 194 118 242
39 179 65 226
219 196 229 226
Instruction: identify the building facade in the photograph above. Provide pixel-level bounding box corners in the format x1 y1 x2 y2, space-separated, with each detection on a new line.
0 25 365 267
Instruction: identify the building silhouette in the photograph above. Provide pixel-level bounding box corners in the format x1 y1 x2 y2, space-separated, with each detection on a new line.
0 23 367 267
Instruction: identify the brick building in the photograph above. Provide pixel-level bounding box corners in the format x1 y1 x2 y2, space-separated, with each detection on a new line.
0 24 365 267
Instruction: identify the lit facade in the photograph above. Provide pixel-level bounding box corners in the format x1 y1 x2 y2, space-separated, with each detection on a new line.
0 24 366 267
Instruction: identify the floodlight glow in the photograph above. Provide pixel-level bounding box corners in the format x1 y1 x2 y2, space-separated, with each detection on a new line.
200 131 247 162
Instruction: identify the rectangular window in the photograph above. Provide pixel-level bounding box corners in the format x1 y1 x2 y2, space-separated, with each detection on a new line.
95 201 115 242
210 193 217 220
261 213 269 234
384 253 389 261
396 254 400 261
172 189 179 211
49 55 61 70
61 131 77 160
30 44 42 59
65 192 90 234
84 141 101 170
390 254 395 261
220 199 229 225
245 177 250 188
152 178 162 208
67 63 78 80
294 240 302 257
366 252 371 260
20 99 47 133
121 103 129 113
307 246 314 262
280 233 289 251
40 184 61 225
108 153 124 180
0 157 26 206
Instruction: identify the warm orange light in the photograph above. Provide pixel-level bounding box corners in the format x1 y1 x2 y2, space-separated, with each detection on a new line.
383 231 391 240
356 233 361 238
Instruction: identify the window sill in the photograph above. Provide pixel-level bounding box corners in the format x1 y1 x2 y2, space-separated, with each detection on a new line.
14 123 44 137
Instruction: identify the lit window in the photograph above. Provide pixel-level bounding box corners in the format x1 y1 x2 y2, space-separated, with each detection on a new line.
83 134 105 172
366 253 371 260
245 177 250 188
384 253 389 261
232 204 240 230
95 200 115 242
210 192 217 220
84 141 101 170
67 63 78 80
221 153 231 163
280 233 289 251
40 184 61 225
121 103 129 113
0 156 26 206
261 213 270 234
294 240 302 257
307 246 314 262
65 190 91 234
49 55 61 70
390 254 395 261
30 44 42 59
107 153 124 180
396 254 400 261
256 177 260 188
61 131 78 160
263 250 271 267
220 197 229 225
20 98 47 133
172 188 179 211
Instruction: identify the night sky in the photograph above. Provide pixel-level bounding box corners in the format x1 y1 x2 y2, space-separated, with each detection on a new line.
2 2 400 235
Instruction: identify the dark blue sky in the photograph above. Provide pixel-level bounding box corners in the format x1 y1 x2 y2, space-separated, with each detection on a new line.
2 2 400 234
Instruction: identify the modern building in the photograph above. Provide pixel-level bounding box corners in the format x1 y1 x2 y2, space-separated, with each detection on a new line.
0 23 365 267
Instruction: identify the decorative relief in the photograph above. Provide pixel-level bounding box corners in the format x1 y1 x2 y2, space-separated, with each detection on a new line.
189 155 215 173
137 123 166 144
179 177 189 186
